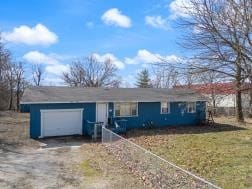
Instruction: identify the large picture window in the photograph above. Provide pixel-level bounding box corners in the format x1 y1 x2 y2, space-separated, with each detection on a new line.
114 102 138 117
187 102 196 113
161 102 170 114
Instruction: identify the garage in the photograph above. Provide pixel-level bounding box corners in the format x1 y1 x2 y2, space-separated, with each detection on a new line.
41 109 83 138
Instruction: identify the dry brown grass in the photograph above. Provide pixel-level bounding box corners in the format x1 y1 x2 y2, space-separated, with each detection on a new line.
127 117 252 189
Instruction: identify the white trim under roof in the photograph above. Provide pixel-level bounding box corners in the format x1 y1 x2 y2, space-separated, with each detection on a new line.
20 99 207 104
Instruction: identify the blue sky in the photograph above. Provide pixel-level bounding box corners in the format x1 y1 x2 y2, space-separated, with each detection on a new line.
0 0 189 86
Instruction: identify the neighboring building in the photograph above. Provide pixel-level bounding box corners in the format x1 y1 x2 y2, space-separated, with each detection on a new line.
20 87 207 138
174 82 251 114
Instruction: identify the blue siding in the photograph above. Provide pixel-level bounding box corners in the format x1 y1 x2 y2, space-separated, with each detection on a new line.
28 101 206 138
20 104 30 113
111 101 206 129
29 103 96 138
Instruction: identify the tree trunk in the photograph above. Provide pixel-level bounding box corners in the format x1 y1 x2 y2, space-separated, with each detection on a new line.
16 91 20 111
248 77 252 118
212 98 216 116
8 87 13 110
236 89 244 122
235 64 244 122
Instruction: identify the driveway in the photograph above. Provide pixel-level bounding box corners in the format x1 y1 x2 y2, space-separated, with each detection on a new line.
0 111 147 189
0 138 87 189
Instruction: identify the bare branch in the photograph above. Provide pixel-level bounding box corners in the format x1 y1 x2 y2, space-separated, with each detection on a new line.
62 55 120 88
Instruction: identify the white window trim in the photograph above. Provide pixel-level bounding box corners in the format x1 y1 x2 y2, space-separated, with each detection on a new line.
160 102 170 114
187 102 196 113
114 102 138 117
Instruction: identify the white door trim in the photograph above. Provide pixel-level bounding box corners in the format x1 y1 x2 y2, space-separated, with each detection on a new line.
96 103 108 124
40 108 83 138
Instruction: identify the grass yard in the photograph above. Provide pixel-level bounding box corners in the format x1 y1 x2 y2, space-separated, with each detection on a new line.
127 117 252 189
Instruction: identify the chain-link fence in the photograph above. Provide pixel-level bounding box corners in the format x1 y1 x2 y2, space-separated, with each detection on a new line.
207 106 252 117
102 126 221 189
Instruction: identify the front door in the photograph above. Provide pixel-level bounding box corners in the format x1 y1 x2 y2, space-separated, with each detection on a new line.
96 103 108 124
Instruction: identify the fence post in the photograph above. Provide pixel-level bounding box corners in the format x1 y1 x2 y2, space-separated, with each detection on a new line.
109 130 112 144
101 126 104 143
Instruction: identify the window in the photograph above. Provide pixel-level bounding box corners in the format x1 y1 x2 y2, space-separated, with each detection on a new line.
161 102 170 114
114 102 138 117
187 102 196 113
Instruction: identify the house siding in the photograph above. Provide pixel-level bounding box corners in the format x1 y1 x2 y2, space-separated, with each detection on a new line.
29 103 96 138
20 104 30 113
110 101 206 129
28 101 206 138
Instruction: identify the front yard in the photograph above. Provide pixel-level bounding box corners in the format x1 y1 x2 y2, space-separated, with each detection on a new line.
1 111 251 188
127 117 252 189
0 111 148 189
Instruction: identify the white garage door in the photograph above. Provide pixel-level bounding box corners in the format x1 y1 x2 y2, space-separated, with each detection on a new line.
41 109 83 137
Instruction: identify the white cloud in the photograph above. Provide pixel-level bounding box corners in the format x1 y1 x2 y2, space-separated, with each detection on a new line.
92 53 125 69
125 49 181 65
164 54 182 63
45 64 70 76
145 16 169 30
43 75 67 86
23 51 70 86
2 24 58 45
101 8 131 28
23 51 59 65
120 74 135 88
125 49 160 64
169 0 193 20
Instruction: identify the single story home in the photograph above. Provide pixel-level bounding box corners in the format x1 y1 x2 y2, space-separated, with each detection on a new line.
20 87 207 138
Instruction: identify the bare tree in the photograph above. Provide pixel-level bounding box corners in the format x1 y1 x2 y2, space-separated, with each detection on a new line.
152 65 179 88
32 65 43 86
194 71 231 115
0 35 27 111
0 36 11 110
13 62 26 111
175 0 252 122
248 74 252 117
63 56 120 87
6 63 15 110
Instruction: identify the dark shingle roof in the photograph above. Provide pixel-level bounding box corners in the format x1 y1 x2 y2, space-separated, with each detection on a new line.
21 87 207 104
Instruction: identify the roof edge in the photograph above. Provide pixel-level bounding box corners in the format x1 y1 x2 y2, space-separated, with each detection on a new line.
20 99 207 104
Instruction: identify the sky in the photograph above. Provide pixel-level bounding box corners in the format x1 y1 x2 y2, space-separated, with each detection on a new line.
0 0 189 86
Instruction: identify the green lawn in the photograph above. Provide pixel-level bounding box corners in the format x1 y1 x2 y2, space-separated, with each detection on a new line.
127 117 252 189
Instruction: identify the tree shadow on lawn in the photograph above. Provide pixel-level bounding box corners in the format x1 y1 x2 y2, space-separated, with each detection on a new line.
126 123 247 137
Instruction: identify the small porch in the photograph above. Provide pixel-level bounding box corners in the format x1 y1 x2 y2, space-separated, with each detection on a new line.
86 119 127 140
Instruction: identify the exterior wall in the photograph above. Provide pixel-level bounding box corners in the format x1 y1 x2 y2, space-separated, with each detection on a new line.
205 93 250 108
28 101 206 138
29 103 96 138
20 104 30 113
109 101 206 129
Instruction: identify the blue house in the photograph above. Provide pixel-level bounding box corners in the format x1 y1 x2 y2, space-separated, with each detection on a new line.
20 87 207 138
